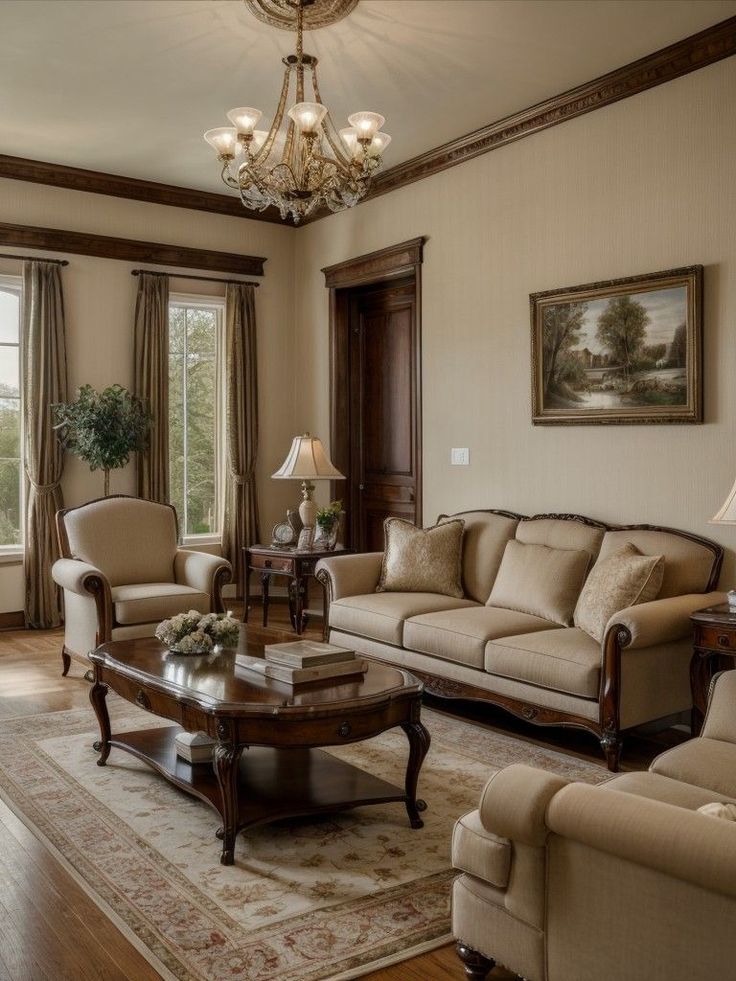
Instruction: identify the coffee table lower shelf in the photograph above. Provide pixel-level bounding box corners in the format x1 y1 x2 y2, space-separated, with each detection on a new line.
104 726 421 855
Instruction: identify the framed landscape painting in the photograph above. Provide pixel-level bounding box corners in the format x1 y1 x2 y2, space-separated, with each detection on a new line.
531 266 703 424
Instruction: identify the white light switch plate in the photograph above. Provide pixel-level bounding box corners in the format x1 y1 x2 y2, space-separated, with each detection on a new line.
451 447 469 466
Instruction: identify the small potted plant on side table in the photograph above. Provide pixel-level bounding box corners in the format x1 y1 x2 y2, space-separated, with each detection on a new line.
314 500 343 550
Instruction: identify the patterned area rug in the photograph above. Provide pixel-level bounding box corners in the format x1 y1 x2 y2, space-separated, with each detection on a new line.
0 696 607 980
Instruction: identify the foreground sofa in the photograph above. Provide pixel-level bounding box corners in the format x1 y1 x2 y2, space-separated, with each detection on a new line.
52 495 232 676
316 511 724 769
452 668 736 981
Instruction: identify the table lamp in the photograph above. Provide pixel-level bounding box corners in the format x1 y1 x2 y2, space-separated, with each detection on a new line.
710 478 736 607
272 433 345 531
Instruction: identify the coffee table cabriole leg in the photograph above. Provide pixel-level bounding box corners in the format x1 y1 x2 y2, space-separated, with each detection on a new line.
89 678 111 766
213 722 244 865
401 719 430 828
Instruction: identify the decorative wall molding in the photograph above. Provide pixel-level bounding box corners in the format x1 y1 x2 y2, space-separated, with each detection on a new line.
0 222 266 276
322 236 425 288
0 154 287 224
0 17 733 226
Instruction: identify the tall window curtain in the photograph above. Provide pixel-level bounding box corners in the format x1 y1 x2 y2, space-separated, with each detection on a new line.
22 260 68 628
222 282 259 586
133 272 169 503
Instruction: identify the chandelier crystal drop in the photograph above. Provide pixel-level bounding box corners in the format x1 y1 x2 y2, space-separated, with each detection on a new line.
204 0 390 224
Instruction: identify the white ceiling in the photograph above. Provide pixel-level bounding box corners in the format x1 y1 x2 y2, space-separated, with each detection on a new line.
1 0 735 195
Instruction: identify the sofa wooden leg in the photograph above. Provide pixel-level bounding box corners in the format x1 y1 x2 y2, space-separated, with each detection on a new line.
600 730 622 772
61 646 71 677
456 941 495 979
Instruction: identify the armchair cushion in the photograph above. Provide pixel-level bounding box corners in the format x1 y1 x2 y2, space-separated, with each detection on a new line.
484 627 601 699
452 809 511 887
111 583 209 625
574 543 664 642
651 737 736 800
52 558 108 595
603 591 726 650
702 668 736 743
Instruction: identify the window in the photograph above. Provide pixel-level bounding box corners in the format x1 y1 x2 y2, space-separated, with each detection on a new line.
0 276 22 552
168 295 225 542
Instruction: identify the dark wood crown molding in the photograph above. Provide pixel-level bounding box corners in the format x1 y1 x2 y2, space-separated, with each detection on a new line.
0 221 266 276
321 236 425 288
0 17 733 227
0 154 288 224
309 14 736 220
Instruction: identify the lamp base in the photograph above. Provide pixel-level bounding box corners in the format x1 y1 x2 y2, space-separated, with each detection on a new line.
298 480 317 529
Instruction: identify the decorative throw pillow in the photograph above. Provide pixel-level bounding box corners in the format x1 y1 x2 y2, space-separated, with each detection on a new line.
486 540 590 626
377 518 465 597
697 802 736 821
574 542 664 643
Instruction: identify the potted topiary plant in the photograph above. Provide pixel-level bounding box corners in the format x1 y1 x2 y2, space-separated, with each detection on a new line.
315 499 343 549
53 384 151 497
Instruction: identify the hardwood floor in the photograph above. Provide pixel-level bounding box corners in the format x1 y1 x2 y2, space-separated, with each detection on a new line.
0 603 683 981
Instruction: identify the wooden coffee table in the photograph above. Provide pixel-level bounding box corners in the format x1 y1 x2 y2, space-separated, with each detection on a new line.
88 631 430 865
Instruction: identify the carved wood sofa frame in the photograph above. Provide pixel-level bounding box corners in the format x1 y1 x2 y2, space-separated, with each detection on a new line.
55 495 232 675
317 511 724 770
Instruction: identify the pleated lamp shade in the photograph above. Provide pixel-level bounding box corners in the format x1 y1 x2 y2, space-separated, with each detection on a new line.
272 434 344 480
711 477 736 524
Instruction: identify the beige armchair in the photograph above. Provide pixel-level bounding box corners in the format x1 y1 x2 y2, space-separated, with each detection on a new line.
452 669 736 980
52 495 232 676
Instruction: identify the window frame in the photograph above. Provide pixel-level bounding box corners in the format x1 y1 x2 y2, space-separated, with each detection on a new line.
168 292 226 546
0 273 23 560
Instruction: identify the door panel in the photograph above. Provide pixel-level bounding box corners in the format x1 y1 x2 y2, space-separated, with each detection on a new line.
348 279 419 552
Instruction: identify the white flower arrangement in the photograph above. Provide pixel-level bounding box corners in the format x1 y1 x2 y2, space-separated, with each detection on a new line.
155 610 240 655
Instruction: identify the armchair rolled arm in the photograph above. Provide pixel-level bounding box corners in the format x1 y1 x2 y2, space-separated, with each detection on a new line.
174 550 232 612
478 764 568 846
315 552 383 601
604 591 726 650
52 558 110 596
547 783 736 900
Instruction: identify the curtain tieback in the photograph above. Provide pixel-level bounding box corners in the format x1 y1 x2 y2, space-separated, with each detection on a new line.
26 478 61 494
231 470 256 486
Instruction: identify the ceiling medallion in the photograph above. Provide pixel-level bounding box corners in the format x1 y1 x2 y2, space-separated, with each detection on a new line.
204 0 389 223
243 0 359 31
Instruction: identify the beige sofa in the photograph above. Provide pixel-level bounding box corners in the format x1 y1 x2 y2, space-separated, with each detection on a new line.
316 511 724 769
52 495 232 676
452 668 736 981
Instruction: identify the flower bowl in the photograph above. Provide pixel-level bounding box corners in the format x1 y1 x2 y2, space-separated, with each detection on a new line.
155 610 240 656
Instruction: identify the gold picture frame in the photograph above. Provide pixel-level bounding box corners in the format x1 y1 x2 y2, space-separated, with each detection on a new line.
531 266 703 425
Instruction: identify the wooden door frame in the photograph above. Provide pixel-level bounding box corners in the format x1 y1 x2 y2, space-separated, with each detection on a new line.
322 237 425 545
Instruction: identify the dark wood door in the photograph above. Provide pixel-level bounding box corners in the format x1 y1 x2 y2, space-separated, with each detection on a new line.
347 278 419 551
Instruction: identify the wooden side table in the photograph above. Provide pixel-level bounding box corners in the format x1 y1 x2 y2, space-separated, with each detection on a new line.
242 544 356 635
690 603 736 733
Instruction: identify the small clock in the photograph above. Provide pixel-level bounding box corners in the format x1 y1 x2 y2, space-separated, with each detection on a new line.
271 522 296 547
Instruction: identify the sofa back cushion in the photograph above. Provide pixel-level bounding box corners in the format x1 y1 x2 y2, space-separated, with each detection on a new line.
574 543 665 642
62 496 178 587
377 517 465 598
439 510 520 602
516 517 605 565
598 529 716 598
487 540 591 626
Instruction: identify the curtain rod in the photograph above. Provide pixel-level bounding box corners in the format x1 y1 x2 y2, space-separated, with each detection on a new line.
131 269 259 287
0 252 69 266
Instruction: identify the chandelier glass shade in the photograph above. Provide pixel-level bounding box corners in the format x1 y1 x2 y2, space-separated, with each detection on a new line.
204 0 390 223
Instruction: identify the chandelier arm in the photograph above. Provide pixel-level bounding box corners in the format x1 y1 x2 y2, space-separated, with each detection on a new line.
310 66 353 170
253 65 293 166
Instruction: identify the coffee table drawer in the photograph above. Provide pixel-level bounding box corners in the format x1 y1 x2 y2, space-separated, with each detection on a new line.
106 673 184 725
250 554 294 573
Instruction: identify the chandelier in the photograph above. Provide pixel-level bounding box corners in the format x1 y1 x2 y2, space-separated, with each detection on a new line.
203 0 390 224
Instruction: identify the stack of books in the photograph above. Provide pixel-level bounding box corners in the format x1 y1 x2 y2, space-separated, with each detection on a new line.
237 640 366 685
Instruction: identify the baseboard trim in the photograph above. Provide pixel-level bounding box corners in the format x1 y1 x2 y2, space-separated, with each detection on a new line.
0 611 24 630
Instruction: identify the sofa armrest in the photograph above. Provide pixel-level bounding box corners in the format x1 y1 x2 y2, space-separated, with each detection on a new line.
315 552 383 601
478 764 568 846
604 591 726 650
52 558 109 596
547 783 736 900
174 550 232 612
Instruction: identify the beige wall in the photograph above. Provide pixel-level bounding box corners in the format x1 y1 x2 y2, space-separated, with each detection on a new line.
0 180 296 611
293 57 736 585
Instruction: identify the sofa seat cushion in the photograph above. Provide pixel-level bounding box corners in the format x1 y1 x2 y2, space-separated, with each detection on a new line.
404 606 553 670
452 809 511 887
484 628 601 698
604 771 736 810
329 593 478 647
651 738 736 799
111 583 210 625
